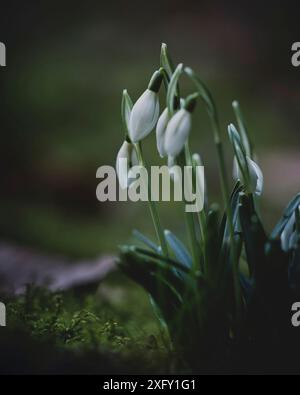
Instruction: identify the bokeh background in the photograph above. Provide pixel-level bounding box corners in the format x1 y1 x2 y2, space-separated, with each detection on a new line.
0 0 299 259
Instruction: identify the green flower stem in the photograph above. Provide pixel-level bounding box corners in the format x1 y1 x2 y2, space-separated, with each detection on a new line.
185 66 241 318
135 142 169 257
232 100 253 158
212 119 242 320
177 148 200 273
198 209 207 275
185 205 200 273
185 144 207 272
296 206 300 235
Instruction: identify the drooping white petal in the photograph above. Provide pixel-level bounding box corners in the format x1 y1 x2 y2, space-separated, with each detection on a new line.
247 157 263 196
116 141 138 189
156 108 169 158
164 109 191 157
235 156 263 196
129 89 159 143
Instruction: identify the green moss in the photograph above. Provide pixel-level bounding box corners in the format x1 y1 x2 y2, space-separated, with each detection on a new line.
2 273 177 374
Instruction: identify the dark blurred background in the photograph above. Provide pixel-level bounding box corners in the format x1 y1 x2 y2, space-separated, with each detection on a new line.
0 0 299 259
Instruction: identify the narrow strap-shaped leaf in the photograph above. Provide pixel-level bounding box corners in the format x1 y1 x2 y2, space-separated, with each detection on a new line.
160 43 174 81
228 123 250 188
289 240 300 292
132 229 159 252
239 274 254 304
232 100 253 158
184 67 217 120
221 181 244 245
121 89 133 138
122 245 190 274
271 193 300 240
166 63 183 115
118 245 188 323
239 193 267 279
205 205 221 279
164 229 192 268
119 252 182 323
149 295 168 329
296 206 300 235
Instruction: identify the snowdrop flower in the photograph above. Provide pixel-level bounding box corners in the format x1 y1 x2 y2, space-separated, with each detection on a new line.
116 141 138 189
128 70 163 143
164 109 191 156
121 89 133 134
245 157 263 196
156 108 170 158
234 156 263 196
164 94 197 157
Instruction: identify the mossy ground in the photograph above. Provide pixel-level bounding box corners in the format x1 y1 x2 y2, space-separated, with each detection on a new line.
0 271 179 374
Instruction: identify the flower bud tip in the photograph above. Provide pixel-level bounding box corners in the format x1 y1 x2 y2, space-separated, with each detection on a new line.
184 93 198 113
148 70 163 93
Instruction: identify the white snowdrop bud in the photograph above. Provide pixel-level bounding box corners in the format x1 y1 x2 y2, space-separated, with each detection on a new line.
235 156 263 196
116 141 138 189
156 108 170 158
164 109 191 157
246 157 263 196
128 70 163 143
164 94 197 157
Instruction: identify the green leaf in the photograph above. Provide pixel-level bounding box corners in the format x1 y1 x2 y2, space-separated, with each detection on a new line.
221 181 244 245
296 206 300 236
232 100 253 158
239 274 254 303
118 245 186 325
160 43 174 80
289 237 300 293
218 182 244 277
271 193 300 240
149 295 168 329
164 229 192 268
238 193 267 279
228 123 250 188
132 229 159 252
205 205 222 279
130 246 190 275
184 67 217 120
121 89 133 138
166 63 183 115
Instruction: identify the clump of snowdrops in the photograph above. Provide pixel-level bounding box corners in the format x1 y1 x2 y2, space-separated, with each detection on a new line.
117 44 300 373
